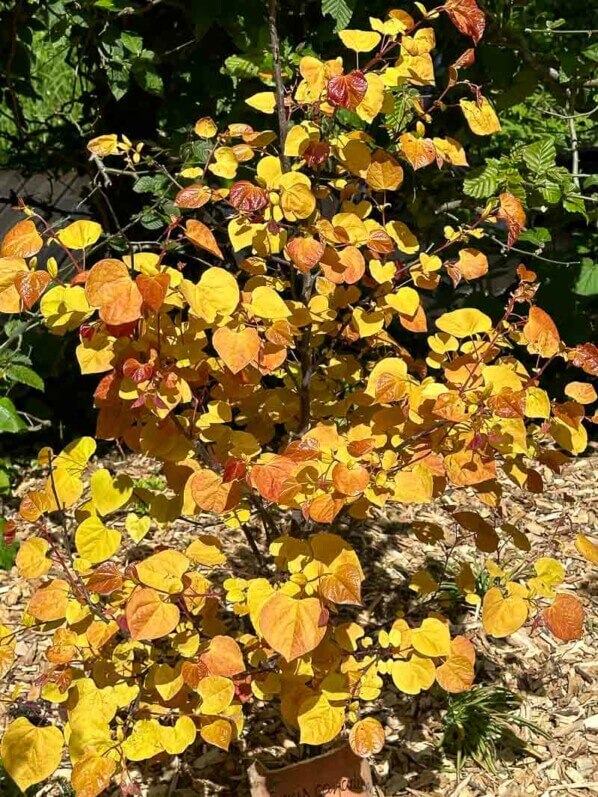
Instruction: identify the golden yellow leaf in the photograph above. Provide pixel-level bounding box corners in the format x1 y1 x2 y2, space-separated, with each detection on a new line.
575 533 598 565
482 587 528 638
245 92 276 114
181 267 239 323
56 220 102 250
159 716 197 755
391 654 436 694
297 693 344 744
194 117 218 138
339 30 381 52
197 675 235 714
90 468 132 516
436 307 492 338
75 516 121 564
135 550 190 594
1 717 63 792
411 617 451 657
460 97 501 135
16 537 51 579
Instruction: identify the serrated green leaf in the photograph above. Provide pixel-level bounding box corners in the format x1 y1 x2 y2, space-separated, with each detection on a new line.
463 162 500 199
521 138 556 174
0 398 25 434
563 194 587 218
322 0 355 31
224 55 260 79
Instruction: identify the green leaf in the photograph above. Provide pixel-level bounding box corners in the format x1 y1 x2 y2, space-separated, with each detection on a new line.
5 365 44 391
322 0 355 31
463 161 500 199
224 55 260 79
132 174 169 195
518 227 551 246
574 259 598 296
133 62 163 96
121 32 143 55
520 138 556 174
563 194 587 218
0 521 18 572
0 398 25 434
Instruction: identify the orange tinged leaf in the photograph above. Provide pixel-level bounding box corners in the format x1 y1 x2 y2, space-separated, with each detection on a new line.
185 219 223 259
497 192 526 246
136 273 170 312
523 306 560 358
564 381 596 405
14 270 51 309
258 593 326 661
286 237 325 274
332 462 369 496
435 655 474 693
349 717 385 757
85 258 143 326
175 183 211 209
212 326 261 374
71 752 116 797
189 469 242 514
126 587 180 640
399 133 436 170
455 248 488 280
543 594 584 641
320 564 362 605
27 579 70 622
249 456 296 503
200 635 244 677
1 220 43 258
308 493 344 523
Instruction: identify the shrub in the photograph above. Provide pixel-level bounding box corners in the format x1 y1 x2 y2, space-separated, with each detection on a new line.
0 2 596 795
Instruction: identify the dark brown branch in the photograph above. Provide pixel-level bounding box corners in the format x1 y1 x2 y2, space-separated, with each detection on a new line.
267 0 289 171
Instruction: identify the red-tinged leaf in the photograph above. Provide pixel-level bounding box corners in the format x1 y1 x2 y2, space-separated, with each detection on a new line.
327 70 368 110
2 520 16 546
366 228 394 255
122 358 154 383
569 343 598 377
71 271 89 286
222 458 247 483
136 273 170 312
445 0 486 44
86 563 124 595
185 219 223 259
543 594 584 642
453 48 476 69
303 140 330 168
104 320 138 338
229 181 268 212
488 390 526 418
14 270 51 309
175 183 211 209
